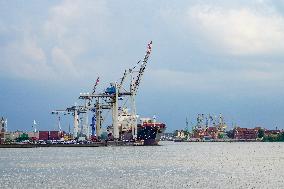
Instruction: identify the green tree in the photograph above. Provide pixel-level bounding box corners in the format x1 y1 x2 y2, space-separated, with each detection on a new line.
226 130 234 139
277 132 284 141
258 129 264 139
173 130 179 137
4 138 12 144
16 133 29 142
218 133 224 139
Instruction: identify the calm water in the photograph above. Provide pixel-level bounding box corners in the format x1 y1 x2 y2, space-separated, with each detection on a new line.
0 142 283 189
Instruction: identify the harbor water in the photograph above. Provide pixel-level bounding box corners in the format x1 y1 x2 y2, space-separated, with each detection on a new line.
0 142 283 188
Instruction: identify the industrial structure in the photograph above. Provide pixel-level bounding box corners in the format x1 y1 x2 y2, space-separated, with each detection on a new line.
173 113 228 141
0 42 166 146
51 41 155 142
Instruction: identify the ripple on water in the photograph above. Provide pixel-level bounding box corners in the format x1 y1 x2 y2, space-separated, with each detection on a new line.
0 142 283 188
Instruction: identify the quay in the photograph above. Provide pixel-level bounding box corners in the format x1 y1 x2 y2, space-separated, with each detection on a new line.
0 141 136 148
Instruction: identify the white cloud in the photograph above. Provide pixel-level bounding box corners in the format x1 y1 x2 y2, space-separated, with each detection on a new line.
43 0 109 48
0 36 54 80
42 0 110 80
0 0 111 82
154 2 284 96
185 4 284 55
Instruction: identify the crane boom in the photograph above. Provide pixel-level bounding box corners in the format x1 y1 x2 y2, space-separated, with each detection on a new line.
92 77 100 94
118 60 141 91
132 41 152 95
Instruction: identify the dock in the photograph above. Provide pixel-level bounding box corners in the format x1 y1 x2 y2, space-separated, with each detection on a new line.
0 141 137 148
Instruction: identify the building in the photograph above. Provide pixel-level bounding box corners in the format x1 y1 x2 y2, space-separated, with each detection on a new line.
205 127 218 139
264 129 281 136
6 131 25 140
193 128 205 139
177 130 186 139
233 127 258 140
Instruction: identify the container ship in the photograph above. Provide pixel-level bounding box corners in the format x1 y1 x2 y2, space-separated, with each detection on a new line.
116 109 166 145
137 118 166 145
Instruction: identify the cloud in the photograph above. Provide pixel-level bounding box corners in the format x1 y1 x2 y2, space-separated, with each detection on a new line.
152 1 284 96
185 4 284 55
22 38 46 63
0 0 110 82
0 36 56 80
1 0 284 90
146 67 284 95
51 47 78 77
43 0 109 52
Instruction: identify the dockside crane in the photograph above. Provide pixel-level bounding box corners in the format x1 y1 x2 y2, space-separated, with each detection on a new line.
52 104 90 139
74 77 102 139
132 41 152 96
51 110 70 139
131 41 152 138
66 105 88 138
51 110 68 131
77 41 153 141
78 76 113 139
111 41 153 140
106 41 153 139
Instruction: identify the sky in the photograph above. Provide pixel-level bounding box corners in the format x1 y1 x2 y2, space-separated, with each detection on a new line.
1 0 284 132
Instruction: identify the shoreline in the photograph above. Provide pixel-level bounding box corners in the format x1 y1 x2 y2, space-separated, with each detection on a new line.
0 141 130 148
0 140 161 148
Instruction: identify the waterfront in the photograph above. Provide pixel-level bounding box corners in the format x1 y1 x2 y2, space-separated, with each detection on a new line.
0 142 283 188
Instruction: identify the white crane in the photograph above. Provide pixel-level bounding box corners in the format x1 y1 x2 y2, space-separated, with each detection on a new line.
77 41 153 141
116 41 153 139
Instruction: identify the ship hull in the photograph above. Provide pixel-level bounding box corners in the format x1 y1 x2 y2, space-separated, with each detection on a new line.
137 126 166 145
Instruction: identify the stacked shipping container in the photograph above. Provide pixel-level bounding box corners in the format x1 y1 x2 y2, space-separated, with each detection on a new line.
49 131 60 140
39 131 49 140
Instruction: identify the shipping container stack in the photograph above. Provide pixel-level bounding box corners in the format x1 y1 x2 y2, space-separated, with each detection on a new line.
39 131 49 141
49 131 60 140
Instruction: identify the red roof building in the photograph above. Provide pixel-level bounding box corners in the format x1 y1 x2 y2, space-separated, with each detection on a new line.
264 129 281 136
206 127 218 139
233 127 258 140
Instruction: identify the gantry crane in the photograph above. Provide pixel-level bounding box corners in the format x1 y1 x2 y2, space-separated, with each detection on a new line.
52 104 89 139
77 41 153 140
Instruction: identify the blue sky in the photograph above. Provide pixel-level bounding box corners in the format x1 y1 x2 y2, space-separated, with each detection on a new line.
1 0 284 132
